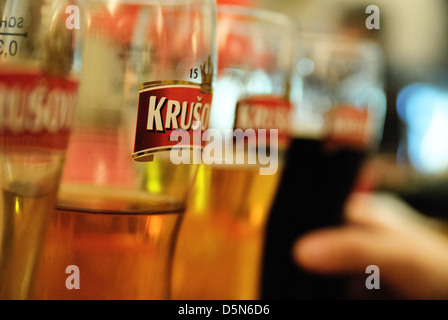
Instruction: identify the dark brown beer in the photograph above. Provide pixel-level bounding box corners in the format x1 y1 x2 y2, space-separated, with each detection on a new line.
261 137 366 299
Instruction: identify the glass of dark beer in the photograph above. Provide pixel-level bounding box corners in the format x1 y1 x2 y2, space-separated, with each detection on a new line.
261 32 387 299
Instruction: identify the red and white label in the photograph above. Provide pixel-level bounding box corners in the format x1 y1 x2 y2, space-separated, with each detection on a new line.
133 82 213 161
324 104 372 149
233 95 292 148
0 69 79 150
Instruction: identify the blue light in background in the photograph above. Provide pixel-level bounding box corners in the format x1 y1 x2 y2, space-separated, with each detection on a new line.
397 83 448 174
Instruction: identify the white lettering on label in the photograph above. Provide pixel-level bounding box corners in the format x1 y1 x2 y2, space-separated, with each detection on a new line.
146 95 210 132
0 84 77 133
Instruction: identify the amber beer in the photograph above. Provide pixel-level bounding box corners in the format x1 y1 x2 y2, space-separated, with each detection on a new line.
31 121 203 299
0 0 83 299
33 183 184 300
30 129 195 300
30 0 217 299
173 162 281 300
0 158 63 300
0 67 79 301
32 89 211 299
172 4 294 299
172 94 291 300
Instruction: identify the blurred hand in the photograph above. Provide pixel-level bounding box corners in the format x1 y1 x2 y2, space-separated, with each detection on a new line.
294 192 448 299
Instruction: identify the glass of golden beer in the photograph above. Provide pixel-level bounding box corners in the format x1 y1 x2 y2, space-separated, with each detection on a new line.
31 0 217 300
0 0 83 299
172 4 294 300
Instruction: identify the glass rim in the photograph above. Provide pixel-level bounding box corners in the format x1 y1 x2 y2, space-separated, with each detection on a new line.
296 31 384 62
298 31 381 50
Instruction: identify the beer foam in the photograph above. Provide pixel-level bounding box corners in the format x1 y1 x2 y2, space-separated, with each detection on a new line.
58 183 184 214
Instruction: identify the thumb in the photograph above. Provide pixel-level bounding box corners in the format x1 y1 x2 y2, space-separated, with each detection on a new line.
293 226 382 274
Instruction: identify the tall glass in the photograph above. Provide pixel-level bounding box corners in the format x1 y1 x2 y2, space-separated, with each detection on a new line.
172 4 294 300
31 0 216 300
261 33 387 299
0 0 83 299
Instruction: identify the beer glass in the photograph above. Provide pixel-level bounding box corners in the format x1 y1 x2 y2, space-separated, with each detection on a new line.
0 0 82 299
31 0 216 300
172 5 294 300
261 33 387 299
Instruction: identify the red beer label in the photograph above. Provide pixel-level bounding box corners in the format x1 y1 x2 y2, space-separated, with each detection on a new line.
324 104 372 149
0 68 79 151
133 81 213 161
233 95 293 148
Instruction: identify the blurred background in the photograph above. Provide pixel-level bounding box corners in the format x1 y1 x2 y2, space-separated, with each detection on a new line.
221 0 448 222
